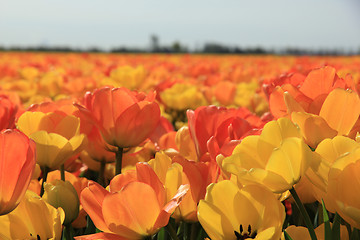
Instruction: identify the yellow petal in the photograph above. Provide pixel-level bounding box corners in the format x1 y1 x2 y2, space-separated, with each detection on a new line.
30 131 72 169
291 112 337 148
17 112 46 136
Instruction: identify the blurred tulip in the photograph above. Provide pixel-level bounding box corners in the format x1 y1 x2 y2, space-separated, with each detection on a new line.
198 180 285 240
0 191 64 240
160 83 208 110
0 129 36 215
0 95 18 130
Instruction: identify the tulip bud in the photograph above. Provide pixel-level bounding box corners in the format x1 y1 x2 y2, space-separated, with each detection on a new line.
43 179 79 225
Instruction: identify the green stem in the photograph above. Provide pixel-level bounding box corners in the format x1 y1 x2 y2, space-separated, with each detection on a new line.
190 223 197 240
115 147 123 175
40 166 50 197
98 159 106 187
60 164 65 181
290 187 317 240
165 222 179 240
63 224 72 240
184 222 190 240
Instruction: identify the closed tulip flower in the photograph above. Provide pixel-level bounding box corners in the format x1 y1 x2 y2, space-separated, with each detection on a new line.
0 129 36 215
43 179 80 225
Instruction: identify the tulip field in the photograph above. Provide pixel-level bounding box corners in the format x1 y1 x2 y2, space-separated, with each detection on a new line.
1 52 360 240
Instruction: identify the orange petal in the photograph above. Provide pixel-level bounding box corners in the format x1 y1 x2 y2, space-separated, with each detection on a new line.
102 182 161 238
299 66 336 99
319 88 360 136
136 163 166 207
109 170 137 193
74 232 127 240
80 181 110 232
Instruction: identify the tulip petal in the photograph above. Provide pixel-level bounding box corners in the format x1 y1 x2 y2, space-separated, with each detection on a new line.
291 112 337 148
154 184 190 230
80 182 111 232
319 88 360 136
114 102 160 147
74 232 128 240
136 163 166 207
299 66 336 99
102 182 161 238
198 200 234 240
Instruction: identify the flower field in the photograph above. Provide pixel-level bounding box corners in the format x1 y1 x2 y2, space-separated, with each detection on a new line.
1 52 360 240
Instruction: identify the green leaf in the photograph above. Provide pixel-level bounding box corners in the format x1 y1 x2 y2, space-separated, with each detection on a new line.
284 230 294 240
321 200 332 240
331 213 341 240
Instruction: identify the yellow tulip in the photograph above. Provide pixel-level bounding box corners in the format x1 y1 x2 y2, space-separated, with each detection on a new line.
198 180 285 240
17 111 87 169
222 118 315 193
327 148 360 229
43 179 80 225
308 136 360 213
282 223 349 240
0 191 64 240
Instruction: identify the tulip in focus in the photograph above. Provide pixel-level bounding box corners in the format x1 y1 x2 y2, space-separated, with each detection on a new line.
282 224 349 240
16 111 87 169
43 179 80 225
80 163 189 239
0 191 64 240
76 86 160 149
0 129 36 215
222 118 316 193
198 180 285 240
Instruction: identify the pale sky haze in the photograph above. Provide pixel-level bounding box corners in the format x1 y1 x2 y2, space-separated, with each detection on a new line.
0 0 359 52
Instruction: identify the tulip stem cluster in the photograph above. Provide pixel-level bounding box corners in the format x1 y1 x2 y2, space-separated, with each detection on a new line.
290 187 317 240
165 222 180 240
115 147 124 175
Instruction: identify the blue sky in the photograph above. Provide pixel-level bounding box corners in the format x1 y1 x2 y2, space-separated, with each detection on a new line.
0 0 359 51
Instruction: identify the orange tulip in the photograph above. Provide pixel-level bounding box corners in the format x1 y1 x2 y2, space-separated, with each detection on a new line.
76 86 161 148
0 129 36 215
80 163 189 239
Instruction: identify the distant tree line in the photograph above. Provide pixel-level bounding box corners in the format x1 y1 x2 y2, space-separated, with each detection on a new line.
0 36 358 55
